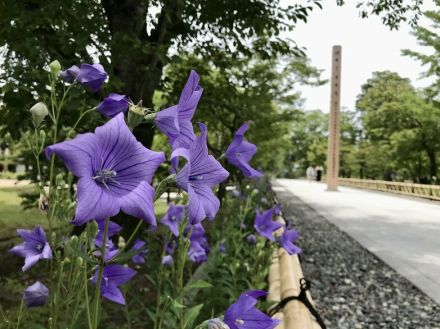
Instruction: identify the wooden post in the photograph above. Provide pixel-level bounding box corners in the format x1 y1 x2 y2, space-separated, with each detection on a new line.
326 45 342 191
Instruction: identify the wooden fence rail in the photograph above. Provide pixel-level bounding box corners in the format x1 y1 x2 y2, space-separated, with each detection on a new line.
339 178 440 201
268 215 322 329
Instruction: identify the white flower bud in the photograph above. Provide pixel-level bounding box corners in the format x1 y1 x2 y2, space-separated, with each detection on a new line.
29 102 49 127
49 60 61 76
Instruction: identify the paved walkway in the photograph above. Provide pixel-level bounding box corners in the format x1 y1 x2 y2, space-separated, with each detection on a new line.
274 179 440 304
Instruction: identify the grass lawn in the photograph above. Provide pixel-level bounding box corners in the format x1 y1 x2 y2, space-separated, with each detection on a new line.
0 185 169 242
0 186 47 240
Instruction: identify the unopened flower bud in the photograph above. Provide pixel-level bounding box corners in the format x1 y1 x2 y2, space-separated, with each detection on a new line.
63 257 71 265
77 257 83 267
51 232 57 244
88 220 99 239
29 102 49 127
49 60 61 77
127 101 147 131
70 235 78 244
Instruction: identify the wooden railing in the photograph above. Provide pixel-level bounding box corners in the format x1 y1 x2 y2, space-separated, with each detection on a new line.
338 178 440 201
268 215 322 329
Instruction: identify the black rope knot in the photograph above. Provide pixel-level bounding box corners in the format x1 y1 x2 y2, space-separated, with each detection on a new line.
268 278 326 329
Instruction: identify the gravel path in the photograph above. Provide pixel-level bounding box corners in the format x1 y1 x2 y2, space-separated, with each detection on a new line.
273 183 440 329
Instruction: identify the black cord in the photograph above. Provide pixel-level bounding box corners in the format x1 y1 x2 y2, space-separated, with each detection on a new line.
268 278 327 329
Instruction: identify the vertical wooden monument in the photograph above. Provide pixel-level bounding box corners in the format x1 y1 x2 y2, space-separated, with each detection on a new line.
327 45 342 191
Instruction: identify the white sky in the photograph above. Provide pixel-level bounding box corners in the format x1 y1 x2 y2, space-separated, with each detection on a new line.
289 0 436 112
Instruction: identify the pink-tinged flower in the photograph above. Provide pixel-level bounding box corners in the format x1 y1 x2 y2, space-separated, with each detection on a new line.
46 113 165 227
226 123 263 179
60 65 80 83
224 290 280 329
160 204 185 237
92 264 136 305
162 255 174 266
279 229 302 255
9 226 52 271
172 123 229 224
155 70 203 150
76 63 107 92
23 281 49 308
131 239 147 264
254 208 283 242
97 93 129 118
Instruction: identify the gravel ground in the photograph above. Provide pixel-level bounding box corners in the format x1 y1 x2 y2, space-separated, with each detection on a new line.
274 185 440 329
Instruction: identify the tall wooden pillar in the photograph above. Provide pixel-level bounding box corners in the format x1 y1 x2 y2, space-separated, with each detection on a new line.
326 45 342 191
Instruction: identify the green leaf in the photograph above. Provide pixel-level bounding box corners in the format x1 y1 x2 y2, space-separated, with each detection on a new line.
186 280 213 290
171 299 186 309
183 304 204 329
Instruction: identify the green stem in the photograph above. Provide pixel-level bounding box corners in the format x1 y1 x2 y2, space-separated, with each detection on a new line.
92 218 109 329
83 256 93 329
15 300 24 329
67 107 96 139
51 261 65 329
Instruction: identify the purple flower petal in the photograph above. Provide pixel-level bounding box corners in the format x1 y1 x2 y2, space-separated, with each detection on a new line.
46 113 165 226
155 70 203 150
173 123 229 224
76 63 107 92
101 283 126 305
226 122 263 179
9 226 52 272
97 93 129 118
60 65 80 83
162 255 174 266
160 204 185 237
92 264 136 304
279 229 302 255
254 208 283 242
23 281 49 308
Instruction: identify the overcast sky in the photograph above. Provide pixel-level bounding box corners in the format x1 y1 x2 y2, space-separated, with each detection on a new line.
289 0 436 112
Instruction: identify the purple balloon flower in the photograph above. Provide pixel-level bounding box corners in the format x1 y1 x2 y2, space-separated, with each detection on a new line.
188 240 209 263
76 63 107 92
155 70 203 150
279 229 302 255
165 239 178 255
160 204 185 237
246 234 257 245
131 239 148 264
46 113 165 227
60 65 80 83
23 281 49 308
254 208 283 242
219 242 226 253
172 123 229 224
97 93 129 118
225 122 263 179
224 290 280 329
162 255 174 266
92 264 136 305
9 226 52 271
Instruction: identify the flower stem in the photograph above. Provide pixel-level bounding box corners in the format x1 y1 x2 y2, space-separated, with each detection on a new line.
83 256 93 329
15 300 24 329
92 218 109 329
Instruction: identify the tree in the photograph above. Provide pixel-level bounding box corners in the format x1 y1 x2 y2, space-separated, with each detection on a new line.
402 0 440 97
356 71 440 181
0 0 423 147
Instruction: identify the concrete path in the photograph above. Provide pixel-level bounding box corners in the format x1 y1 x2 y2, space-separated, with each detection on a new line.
273 179 440 304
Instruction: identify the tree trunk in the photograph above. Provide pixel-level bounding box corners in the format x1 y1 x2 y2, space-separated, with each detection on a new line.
427 149 437 181
102 0 178 148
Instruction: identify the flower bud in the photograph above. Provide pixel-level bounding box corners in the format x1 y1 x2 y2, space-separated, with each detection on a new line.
23 282 49 308
70 235 78 244
29 102 49 127
49 60 61 77
127 101 146 131
77 257 83 267
88 221 99 239
63 257 71 265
